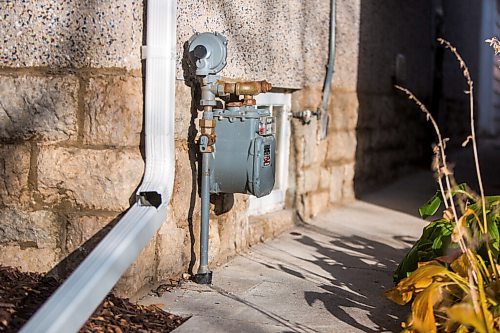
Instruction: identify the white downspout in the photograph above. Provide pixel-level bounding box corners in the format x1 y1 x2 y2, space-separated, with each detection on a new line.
19 1 176 332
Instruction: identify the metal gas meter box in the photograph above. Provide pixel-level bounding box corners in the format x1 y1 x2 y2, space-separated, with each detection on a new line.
211 105 276 198
188 31 276 284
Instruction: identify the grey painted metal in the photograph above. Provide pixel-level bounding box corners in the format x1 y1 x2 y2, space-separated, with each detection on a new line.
19 1 177 332
199 152 211 274
319 0 337 140
188 32 228 76
198 110 214 274
211 106 276 198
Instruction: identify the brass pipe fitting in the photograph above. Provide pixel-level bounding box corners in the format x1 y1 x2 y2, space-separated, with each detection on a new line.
199 118 216 149
222 80 272 96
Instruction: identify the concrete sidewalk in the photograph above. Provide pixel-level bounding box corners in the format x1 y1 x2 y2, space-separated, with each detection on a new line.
140 192 431 332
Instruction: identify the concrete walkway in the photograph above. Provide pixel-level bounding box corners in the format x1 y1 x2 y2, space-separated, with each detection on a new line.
138 139 499 332
140 172 436 332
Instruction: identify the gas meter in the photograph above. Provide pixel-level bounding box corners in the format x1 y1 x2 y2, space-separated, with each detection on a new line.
210 103 276 197
188 32 276 198
188 32 276 284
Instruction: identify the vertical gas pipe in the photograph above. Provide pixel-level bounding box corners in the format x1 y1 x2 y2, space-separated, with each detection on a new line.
196 104 215 283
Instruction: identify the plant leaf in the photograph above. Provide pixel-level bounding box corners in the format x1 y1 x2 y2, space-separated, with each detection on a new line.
487 216 500 251
411 282 444 333
447 302 493 333
419 192 442 219
450 254 469 278
386 261 449 305
432 236 443 250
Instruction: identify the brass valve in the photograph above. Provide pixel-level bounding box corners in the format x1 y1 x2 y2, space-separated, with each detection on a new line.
199 118 217 152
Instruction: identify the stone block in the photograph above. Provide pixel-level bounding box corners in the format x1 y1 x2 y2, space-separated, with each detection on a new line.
1 1 142 69
185 213 221 274
329 91 359 131
37 147 144 211
175 82 196 141
328 165 345 203
293 119 329 168
326 130 357 162
301 165 321 193
357 93 394 130
248 209 294 246
0 245 60 273
311 191 330 217
325 162 356 204
0 75 78 142
303 191 329 219
215 195 249 261
155 217 190 281
170 144 199 228
83 76 143 146
0 144 31 207
0 209 59 249
342 162 356 200
291 87 323 112
65 214 118 253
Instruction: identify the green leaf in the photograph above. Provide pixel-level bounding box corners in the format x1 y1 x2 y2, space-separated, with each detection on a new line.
432 236 443 250
487 215 500 240
487 214 500 252
419 192 442 219
468 195 500 212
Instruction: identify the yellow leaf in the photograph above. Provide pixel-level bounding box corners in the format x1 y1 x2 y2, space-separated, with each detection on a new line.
456 324 470 333
385 261 449 306
450 254 469 278
411 282 444 333
452 214 468 243
406 262 449 290
384 287 412 306
447 302 493 333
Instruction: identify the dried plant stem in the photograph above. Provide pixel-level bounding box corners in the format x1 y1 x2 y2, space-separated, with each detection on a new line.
438 38 487 233
395 85 466 254
437 177 449 209
438 38 498 279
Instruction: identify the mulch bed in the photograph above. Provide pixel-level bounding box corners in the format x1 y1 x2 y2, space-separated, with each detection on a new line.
0 266 188 332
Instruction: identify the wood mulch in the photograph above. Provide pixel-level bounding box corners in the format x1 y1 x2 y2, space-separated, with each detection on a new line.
0 266 188 332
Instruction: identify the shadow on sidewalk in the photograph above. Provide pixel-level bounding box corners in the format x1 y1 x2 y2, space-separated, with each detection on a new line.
251 222 415 332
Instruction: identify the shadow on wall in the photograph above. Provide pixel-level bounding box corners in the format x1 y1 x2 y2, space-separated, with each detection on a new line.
354 1 435 196
180 41 202 276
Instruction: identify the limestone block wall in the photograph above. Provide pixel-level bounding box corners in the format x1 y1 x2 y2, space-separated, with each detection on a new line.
290 0 360 220
0 0 148 291
0 0 361 296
